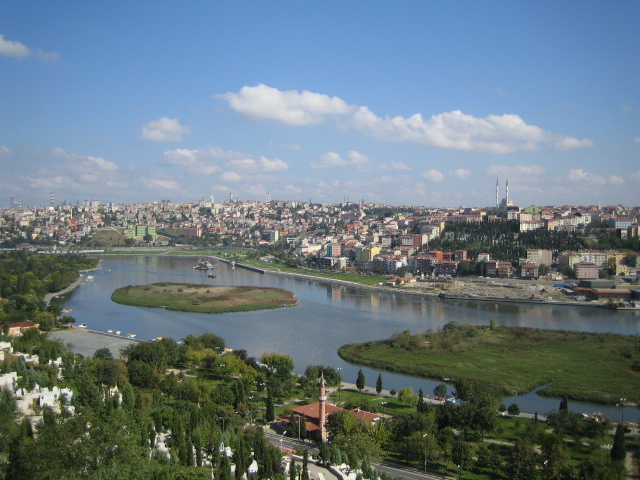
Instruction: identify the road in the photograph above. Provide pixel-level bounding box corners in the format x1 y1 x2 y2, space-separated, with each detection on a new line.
263 431 454 480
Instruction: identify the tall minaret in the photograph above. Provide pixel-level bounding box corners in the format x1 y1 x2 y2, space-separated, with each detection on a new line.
319 373 327 442
506 179 510 204
495 178 499 209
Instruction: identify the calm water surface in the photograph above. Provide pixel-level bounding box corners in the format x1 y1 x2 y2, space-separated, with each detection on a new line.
62 255 640 422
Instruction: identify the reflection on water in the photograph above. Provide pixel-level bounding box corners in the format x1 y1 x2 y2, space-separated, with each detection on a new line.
63 255 639 421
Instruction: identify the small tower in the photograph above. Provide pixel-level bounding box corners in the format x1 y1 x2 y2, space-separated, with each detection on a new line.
319 373 327 442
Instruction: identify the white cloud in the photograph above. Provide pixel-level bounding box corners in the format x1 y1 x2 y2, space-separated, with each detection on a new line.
609 175 624 185
218 84 593 153
284 185 303 194
79 174 98 183
35 49 60 63
486 164 546 180
143 178 182 191
312 150 374 172
244 184 266 196
140 117 190 142
391 162 412 171
28 175 74 189
0 34 59 62
221 171 242 182
0 34 31 58
163 147 288 178
553 137 593 150
258 156 289 172
422 169 444 183
216 84 355 126
567 169 623 186
451 168 471 179
0 146 10 156
87 156 118 173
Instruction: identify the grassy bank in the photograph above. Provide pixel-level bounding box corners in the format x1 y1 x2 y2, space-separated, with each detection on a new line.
111 282 297 314
339 324 640 404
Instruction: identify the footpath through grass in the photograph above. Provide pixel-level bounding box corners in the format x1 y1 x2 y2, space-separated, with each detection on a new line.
339 324 640 404
111 282 298 314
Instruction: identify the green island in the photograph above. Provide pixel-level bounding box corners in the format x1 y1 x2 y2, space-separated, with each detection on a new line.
111 282 298 313
339 322 640 405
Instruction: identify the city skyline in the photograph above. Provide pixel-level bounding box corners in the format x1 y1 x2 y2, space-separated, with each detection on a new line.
1 1 639 208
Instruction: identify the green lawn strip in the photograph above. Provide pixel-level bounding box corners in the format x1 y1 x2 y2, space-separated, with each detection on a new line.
111 282 297 313
339 327 640 404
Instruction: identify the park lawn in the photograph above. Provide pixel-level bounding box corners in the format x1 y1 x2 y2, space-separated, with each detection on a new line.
111 282 297 313
339 327 640 404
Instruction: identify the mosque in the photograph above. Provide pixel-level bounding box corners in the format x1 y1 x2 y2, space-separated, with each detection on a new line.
496 179 520 216
279 375 380 442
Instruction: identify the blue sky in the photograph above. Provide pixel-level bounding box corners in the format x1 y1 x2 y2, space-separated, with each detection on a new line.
1 1 638 208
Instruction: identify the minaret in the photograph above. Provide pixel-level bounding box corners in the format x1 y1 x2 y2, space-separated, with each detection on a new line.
319 373 327 442
506 179 510 204
495 178 499 209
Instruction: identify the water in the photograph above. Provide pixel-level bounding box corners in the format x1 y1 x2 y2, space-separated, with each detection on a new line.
61 255 640 422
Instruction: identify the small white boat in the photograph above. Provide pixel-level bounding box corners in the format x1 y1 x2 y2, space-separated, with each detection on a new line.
127 333 137 339
78 323 87 328
116 330 121 335
107 329 113 334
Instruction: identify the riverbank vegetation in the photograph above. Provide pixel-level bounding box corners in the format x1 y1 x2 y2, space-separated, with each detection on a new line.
0 251 95 329
339 322 640 405
3 324 634 479
111 282 298 313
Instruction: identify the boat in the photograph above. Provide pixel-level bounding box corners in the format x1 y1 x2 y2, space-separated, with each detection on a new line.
115 330 121 335
107 329 113 334
78 323 87 328
194 261 215 270
127 333 137 339
208 273 216 278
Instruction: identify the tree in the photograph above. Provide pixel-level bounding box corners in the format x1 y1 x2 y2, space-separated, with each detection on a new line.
610 423 626 463
356 369 365 393
265 389 275 423
417 388 428 413
376 374 383 396
301 449 309 480
289 456 297 480
93 347 113 361
326 410 357 437
433 383 447 398
398 387 417 406
541 433 572 480
505 437 538 480
451 438 470 474
508 403 520 418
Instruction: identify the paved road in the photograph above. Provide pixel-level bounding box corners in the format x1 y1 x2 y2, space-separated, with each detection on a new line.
263 431 452 480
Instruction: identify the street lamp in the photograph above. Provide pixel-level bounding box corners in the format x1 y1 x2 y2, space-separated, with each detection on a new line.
620 397 626 426
336 367 342 402
280 431 287 448
423 434 428 473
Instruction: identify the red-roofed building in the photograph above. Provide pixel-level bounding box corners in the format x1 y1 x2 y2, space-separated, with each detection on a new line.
8 321 37 336
279 376 380 441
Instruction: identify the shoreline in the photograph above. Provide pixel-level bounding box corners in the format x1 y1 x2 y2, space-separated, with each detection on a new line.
93 252 629 309
44 262 102 306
